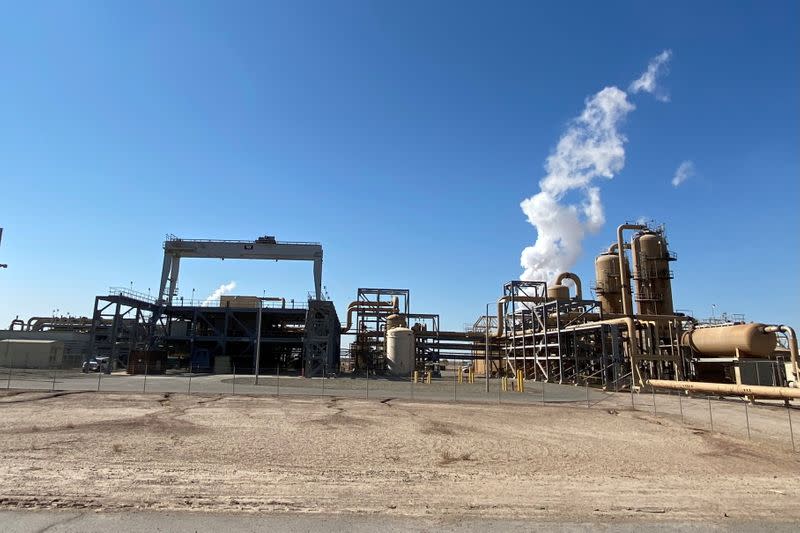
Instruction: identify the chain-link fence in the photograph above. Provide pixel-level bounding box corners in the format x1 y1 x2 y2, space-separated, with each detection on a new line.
2 363 796 452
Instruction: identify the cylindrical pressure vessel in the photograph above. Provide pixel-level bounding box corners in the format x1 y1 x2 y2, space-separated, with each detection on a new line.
386 327 415 376
635 232 675 316
594 252 628 315
547 285 570 301
386 313 407 331
681 323 777 357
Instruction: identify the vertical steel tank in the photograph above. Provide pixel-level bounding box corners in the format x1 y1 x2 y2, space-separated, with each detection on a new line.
386 313 407 331
594 252 628 315
547 285 570 301
634 232 675 316
386 327 415 376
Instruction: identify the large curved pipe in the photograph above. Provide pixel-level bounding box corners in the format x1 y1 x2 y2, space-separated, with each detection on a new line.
616 224 646 317
493 296 547 338
26 316 51 329
648 379 800 400
31 317 92 332
555 272 582 300
9 318 25 331
607 242 631 254
341 297 400 333
763 325 799 387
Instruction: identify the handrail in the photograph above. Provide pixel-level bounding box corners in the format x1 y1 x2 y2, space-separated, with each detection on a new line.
107 288 308 309
164 235 320 246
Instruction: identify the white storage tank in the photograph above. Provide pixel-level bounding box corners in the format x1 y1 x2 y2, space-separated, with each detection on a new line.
386 327 415 376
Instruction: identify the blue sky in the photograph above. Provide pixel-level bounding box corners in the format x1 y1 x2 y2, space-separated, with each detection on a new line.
0 1 797 331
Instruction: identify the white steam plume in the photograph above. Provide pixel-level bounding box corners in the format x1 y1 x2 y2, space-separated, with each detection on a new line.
629 49 672 102
519 51 672 283
519 88 634 282
671 160 694 187
201 281 237 306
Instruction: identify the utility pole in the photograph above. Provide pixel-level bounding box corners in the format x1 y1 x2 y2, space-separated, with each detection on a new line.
0 228 7 269
254 298 263 384
485 303 491 393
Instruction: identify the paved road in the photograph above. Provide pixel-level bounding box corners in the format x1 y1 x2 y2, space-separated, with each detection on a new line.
4 367 796 451
1 510 794 532
1 368 610 405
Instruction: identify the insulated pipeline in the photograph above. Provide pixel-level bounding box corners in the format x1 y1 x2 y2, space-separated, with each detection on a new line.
648 379 800 400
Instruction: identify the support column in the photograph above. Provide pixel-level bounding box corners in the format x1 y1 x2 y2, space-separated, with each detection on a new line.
157 253 172 304
313 258 322 300
166 256 180 305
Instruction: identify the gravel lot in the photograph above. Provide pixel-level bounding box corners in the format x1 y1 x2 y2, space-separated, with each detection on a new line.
1 390 798 525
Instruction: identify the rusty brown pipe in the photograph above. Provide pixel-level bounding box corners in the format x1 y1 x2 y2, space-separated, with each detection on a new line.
341 297 400 333
26 316 52 330
648 379 800 400
616 224 646 317
494 296 547 338
631 233 643 315
607 242 630 254
762 325 799 387
554 272 582 300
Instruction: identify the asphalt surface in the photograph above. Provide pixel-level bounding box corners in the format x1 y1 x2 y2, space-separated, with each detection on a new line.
0 368 610 405
3 367 797 450
2 510 795 533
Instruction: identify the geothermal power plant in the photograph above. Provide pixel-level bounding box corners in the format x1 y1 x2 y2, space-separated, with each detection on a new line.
2 221 797 401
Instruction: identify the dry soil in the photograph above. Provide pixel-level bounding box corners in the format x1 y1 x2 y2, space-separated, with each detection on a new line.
0 390 798 524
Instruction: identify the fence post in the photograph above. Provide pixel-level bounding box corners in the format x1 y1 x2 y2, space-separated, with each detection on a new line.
51 364 57 392
652 388 657 417
322 363 326 397
97 367 102 392
6 367 11 389
788 406 796 453
586 379 590 408
708 397 714 431
365 367 369 400
678 391 684 424
498 373 501 404
744 401 751 440
410 370 414 400
232 364 236 396
541 380 545 406
630 373 636 410
276 363 280 397
454 366 457 402
188 364 193 396
143 360 148 393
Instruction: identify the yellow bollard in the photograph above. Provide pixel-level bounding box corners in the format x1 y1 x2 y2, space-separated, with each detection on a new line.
458 371 463 384
413 370 419 383
426 371 432 384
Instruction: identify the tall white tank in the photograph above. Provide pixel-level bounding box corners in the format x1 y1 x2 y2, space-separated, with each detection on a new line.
386 327 415 376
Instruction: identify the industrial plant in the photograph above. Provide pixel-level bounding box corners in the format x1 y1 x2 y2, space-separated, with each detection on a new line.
2 221 797 402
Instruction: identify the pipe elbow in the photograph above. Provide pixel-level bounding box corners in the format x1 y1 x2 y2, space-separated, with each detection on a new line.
555 272 582 300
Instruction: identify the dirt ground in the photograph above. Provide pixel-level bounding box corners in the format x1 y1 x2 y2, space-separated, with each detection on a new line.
1 390 798 524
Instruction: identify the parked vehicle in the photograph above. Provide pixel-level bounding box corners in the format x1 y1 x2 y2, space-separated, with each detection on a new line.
82 356 110 374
